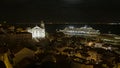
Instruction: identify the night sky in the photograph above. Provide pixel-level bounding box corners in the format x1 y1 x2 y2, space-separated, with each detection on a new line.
0 0 120 23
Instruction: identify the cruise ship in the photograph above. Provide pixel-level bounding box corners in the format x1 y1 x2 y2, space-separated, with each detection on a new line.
58 25 100 36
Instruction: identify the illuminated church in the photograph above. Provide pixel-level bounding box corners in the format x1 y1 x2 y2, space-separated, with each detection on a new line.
27 22 45 39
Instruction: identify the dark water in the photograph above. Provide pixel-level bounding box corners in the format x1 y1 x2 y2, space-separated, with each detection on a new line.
45 24 120 34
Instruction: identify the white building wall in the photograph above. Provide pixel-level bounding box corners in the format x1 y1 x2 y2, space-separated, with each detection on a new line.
27 25 45 39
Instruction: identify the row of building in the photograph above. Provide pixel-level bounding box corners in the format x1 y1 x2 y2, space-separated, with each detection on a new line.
0 22 46 45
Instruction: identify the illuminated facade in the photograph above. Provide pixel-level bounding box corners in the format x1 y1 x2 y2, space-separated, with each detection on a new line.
27 23 45 39
59 25 100 36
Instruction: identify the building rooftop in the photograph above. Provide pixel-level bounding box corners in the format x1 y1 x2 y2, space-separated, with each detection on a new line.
16 32 32 34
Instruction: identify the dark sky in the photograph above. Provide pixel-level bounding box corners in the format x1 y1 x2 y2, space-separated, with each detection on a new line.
0 0 120 23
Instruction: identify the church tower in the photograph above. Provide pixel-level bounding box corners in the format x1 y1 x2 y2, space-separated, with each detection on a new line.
40 21 45 29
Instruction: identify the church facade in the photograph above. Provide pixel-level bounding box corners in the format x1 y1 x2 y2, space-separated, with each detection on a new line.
27 23 45 39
